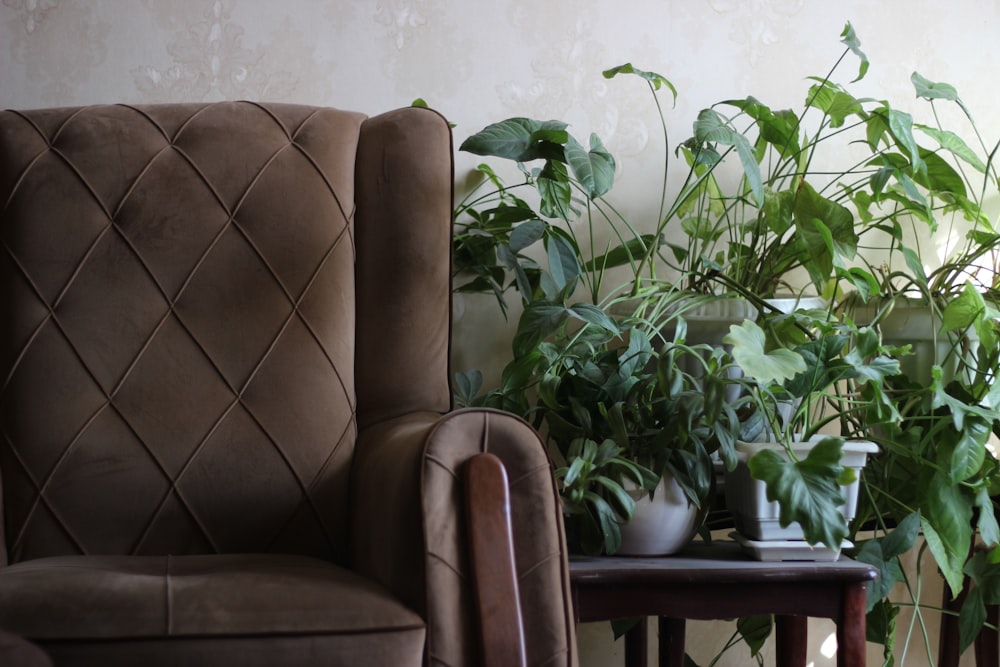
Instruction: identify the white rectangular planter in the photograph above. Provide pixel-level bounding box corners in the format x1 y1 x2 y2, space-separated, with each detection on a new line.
724 437 878 542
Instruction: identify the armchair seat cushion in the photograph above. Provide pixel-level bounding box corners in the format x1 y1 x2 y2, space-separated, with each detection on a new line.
0 554 425 665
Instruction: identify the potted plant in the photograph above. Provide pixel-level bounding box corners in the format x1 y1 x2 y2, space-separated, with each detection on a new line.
457 287 744 555
449 21 1000 663
825 64 1000 664
719 306 902 557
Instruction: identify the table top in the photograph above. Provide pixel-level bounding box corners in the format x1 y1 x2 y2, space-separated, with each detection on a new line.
569 540 878 586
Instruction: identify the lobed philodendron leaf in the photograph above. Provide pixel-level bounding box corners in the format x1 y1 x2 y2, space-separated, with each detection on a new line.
747 437 850 549
723 319 806 386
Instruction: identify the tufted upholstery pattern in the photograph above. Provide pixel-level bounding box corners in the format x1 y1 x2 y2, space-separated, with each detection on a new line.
0 101 577 667
0 103 362 564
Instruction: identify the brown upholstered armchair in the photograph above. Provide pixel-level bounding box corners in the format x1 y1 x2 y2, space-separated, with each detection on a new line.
0 103 577 667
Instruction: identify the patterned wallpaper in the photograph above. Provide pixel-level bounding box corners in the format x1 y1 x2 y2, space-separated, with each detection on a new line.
2 2 998 665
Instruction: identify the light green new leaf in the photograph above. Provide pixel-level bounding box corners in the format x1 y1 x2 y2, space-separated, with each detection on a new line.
723 319 807 386
602 63 678 104
941 282 986 334
887 109 926 176
538 160 572 220
459 117 569 161
840 22 869 82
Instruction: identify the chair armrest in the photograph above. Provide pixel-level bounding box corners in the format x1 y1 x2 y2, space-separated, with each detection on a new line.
349 408 577 667
464 453 527 667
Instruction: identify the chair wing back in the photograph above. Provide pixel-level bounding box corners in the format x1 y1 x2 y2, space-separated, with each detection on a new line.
0 103 368 564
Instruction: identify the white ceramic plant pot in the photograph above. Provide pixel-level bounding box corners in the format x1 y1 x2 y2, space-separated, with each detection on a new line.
724 437 878 542
616 475 700 556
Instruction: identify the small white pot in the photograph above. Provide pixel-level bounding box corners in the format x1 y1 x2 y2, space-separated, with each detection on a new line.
724 437 878 542
616 475 700 556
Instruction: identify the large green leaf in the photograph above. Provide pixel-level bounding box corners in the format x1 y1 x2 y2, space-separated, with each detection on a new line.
737 614 773 658
855 514 921 613
565 133 616 198
747 437 850 548
512 302 570 356
805 80 865 128
793 180 858 289
507 219 547 253
459 117 569 161
921 470 974 597
723 319 807 386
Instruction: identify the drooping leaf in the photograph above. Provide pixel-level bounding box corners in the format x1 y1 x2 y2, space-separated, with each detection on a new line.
736 614 773 657
544 230 581 291
916 125 988 173
603 63 678 104
538 160 573 220
565 133 616 198
693 108 764 205
921 471 974 597
840 22 869 82
583 235 661 272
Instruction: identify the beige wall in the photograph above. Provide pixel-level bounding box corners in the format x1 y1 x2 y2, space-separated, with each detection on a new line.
4 2 998 665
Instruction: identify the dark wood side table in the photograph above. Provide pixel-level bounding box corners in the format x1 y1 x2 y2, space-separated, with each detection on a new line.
569 540 878 667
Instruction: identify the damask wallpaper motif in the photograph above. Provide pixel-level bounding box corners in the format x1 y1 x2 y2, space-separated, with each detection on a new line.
1 2 998 665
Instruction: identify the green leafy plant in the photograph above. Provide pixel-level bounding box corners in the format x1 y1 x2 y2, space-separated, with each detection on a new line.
722 309 901 549
460 289 743 555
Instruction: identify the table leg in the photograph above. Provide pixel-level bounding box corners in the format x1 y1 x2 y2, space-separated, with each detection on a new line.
658 617 685 667
775 615 808 667
976 603 1000 667
625 618 648 667
838 582 868 667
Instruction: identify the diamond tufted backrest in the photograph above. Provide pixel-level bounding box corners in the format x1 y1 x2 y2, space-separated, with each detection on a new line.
0 103 378 564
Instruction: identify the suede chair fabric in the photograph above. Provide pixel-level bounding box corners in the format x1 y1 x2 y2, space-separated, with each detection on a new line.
0 102 577 666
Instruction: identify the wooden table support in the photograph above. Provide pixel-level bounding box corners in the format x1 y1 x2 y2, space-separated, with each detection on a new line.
570 542 878 667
